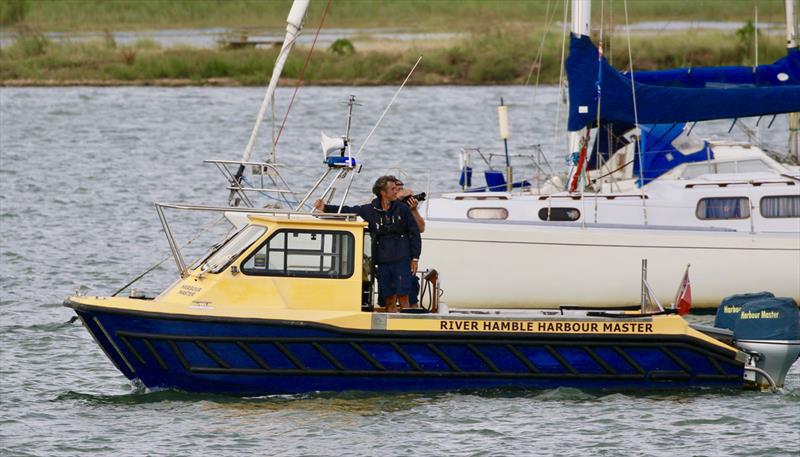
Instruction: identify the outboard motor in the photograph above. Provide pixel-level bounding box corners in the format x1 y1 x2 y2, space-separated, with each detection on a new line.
730 298 800 389
714 292 775 331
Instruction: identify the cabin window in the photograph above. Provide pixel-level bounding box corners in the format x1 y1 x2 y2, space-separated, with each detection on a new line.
681 160 771 179
467 207 508 220
241 230 354 278
202 225 267 273
696 197 750 220
538 207 580 221
760 195 800 218
733 159 771 173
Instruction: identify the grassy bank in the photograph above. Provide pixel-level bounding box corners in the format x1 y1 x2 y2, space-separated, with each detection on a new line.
0 24 787 86
0 0 788 31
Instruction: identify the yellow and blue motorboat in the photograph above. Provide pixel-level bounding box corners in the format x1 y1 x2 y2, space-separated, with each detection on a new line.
64 206 800 395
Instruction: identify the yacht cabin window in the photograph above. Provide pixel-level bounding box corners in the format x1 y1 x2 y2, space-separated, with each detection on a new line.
696 197 750 220
681 160 770 179
241 230 354 278
538 207 581 222
202 225 267 273
467 207 509 220
760 195 800 218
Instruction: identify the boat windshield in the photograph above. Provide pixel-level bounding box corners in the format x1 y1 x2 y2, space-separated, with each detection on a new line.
201 225 267 273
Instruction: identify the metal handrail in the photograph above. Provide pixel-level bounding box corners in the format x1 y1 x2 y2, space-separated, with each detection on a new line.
204 159 284 169
225 186 295 194
155 202 360 220
154 202 361 277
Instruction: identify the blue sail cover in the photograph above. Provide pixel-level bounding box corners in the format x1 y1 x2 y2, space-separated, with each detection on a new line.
567 35 800 131
629 48 800 88
632 123 712 185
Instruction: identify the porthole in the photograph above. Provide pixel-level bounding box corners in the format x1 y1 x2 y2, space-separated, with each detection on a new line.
467 207 509 220
538 207 580 221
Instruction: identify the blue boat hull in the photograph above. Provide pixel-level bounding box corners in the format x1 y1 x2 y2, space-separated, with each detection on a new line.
69 302 745 394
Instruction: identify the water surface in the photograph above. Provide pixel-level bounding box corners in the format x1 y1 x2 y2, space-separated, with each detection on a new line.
1 86 797 456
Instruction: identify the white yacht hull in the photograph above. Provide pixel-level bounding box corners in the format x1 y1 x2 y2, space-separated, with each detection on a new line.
419 220 800 310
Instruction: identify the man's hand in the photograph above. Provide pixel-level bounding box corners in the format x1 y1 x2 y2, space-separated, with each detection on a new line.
313 198 325 212
406 196 419 210
410 259 418 275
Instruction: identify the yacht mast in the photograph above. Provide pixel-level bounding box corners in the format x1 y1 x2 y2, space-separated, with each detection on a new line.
571 0 591 37
567 0 592 192
240 0 310 164
787 0 797 48
787 0 799 160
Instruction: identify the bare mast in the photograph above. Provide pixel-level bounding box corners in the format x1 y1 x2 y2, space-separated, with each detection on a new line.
227 0 309 207
787 0 799 161
240 0 309 164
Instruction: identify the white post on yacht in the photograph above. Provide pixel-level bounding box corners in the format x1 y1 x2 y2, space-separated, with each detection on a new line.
787 0 798 48
240 0 310 165
787 0 799 160
567 0 592 192
498 97 512 191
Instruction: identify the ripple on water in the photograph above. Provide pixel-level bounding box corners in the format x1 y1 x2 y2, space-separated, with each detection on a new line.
1 86 798 457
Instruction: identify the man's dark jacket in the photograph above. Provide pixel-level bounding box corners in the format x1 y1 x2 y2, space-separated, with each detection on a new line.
324 198 421 264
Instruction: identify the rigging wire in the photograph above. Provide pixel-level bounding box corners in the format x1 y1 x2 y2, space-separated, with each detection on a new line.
111 215 228 297
525 0 558 89
354 57 422 161
524 0 559 176
551 0 570 173
587 0 607 222
272 0 333 151
623 0 648 225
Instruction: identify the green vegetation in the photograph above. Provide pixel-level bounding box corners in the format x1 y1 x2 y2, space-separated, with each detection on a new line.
0 0 787 32
1 0 788 86
1 26 786 86
0 0 27 26
329 38 355 56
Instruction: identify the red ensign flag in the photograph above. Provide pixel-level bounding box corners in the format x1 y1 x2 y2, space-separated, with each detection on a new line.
676 269 692 316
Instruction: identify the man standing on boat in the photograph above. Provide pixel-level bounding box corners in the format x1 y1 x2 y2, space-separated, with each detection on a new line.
394 177 426 308
314 176 421 313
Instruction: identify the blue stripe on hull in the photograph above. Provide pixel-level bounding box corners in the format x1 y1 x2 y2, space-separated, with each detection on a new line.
73 307 745 395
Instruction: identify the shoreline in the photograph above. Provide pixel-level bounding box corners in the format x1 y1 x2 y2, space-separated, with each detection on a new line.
0 78 554 87
2 23 786 88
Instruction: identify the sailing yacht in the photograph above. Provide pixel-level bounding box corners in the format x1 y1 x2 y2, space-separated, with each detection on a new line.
418 0 800 310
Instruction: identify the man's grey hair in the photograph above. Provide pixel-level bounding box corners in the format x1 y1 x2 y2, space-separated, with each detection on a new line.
372 175 397 197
